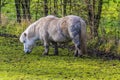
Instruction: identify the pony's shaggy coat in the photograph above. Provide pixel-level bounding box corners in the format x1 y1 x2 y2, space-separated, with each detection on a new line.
20 15 87 56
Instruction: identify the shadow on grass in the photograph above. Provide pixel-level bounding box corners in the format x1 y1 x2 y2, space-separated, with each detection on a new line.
87 49 120 60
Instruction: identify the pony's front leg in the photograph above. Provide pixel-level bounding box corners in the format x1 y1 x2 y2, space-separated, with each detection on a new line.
43 42 49 55
52 42 58 55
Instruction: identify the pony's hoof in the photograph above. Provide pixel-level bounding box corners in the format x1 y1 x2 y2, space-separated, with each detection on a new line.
74 53 83 57
78 54 83 57
74 53 78 57
54 54 58 56
42 53 48 56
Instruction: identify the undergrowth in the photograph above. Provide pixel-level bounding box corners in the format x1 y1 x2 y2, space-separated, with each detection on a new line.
0 21 120 55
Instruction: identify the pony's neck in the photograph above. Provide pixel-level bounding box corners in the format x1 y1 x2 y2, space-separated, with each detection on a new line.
25 20 40 41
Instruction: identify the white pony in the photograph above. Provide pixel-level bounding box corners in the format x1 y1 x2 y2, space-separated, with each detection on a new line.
20 15 87 57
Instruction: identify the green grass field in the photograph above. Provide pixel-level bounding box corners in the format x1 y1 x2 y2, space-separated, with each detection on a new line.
0 37 120 80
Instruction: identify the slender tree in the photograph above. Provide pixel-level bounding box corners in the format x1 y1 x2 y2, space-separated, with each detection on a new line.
35 0 39 20
15 0 31 23
94 0 103 36
21 0 31 20
0 0 1 24
49 0 51 14
53 0 57 15
44 0 48 16
85 0 103 37
15 0 21 22
68 0 72 14
63 0 67 16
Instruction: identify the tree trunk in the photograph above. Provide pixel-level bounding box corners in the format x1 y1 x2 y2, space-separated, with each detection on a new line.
86 0 103 37
21 0 31 21
0 0 1 24
25 0 31 20
35 0 39 20
94 0 103 37
44 0 48 16
63 0 67 16
15 0 21 23
54 0 57 15
86 0 94 37
49 0 51 14
69 0 72 14
15 0 31 23
21 0 26 19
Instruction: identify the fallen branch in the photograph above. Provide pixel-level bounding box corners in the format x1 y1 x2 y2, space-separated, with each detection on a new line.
0 33 18 38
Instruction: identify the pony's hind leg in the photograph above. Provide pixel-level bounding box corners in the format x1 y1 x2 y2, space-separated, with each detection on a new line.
74 41 82 57
72 35 82 57
43 41 49 56
43 45 49 55
51 42 58 55
74 48 78 57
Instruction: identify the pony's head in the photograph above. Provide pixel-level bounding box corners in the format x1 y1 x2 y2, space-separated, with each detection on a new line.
20 32 35 54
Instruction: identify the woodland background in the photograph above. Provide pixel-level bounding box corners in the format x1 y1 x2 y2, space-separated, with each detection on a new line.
0 0 120 79
0 0 120 57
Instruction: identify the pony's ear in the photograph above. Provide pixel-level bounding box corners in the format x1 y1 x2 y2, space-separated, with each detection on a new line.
24 33 27 37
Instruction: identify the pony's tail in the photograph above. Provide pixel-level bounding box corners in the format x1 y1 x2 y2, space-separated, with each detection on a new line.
80 19 87 54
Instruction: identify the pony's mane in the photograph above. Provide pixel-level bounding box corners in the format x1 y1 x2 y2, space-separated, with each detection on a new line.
20 18 41 43
26 15 57 35
26 18 44 40
20 15 57 43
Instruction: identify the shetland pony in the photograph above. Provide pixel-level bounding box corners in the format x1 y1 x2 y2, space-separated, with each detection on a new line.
19 15 87 57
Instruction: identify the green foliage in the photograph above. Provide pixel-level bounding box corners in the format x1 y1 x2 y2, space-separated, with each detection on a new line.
1 0 16 20
87 37 120 54
99 40 116 53
116 42 120 54
0 21 29 36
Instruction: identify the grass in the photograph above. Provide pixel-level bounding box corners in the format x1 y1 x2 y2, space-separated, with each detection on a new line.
0 37 120 80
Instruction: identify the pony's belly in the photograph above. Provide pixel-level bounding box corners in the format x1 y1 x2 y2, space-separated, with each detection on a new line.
51 34 70 42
